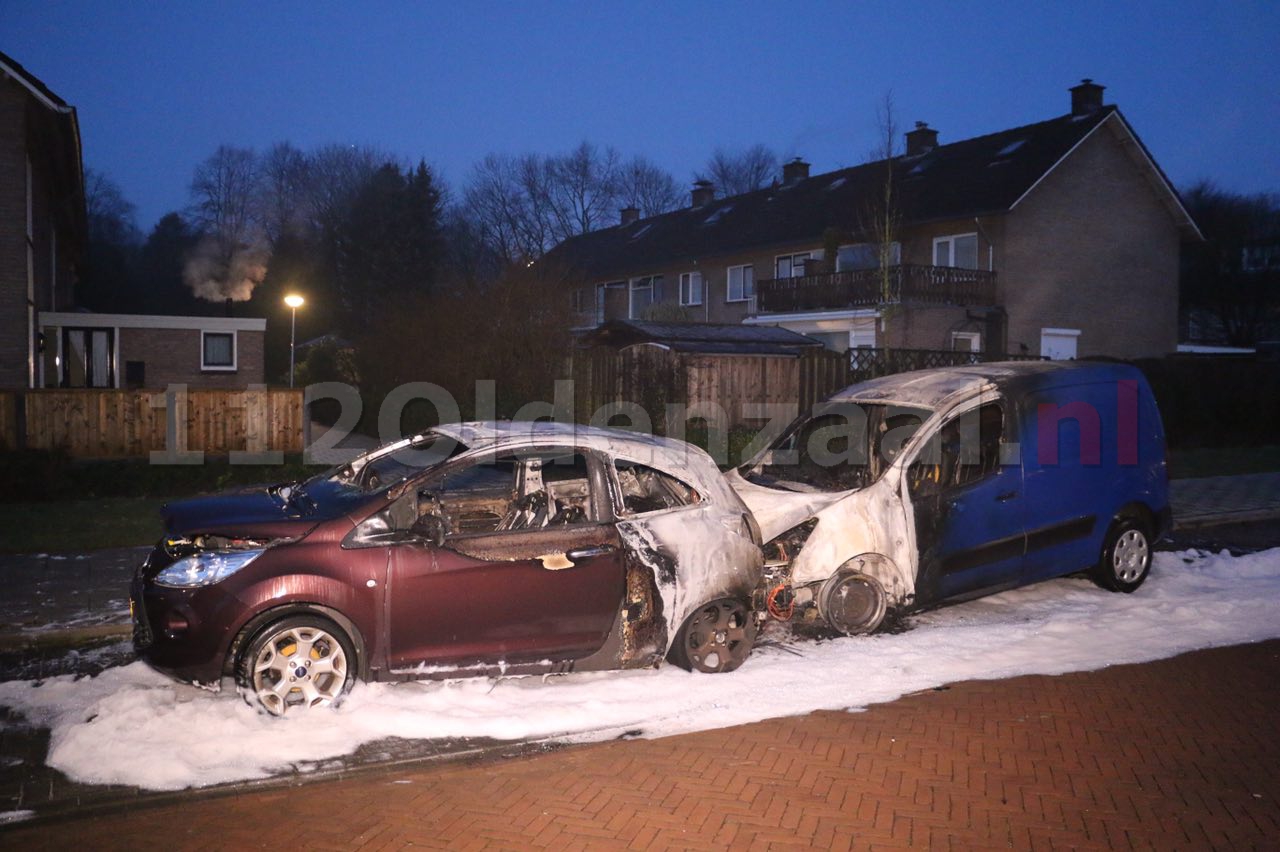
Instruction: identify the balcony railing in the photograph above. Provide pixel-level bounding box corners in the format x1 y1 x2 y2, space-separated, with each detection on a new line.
755 265 997 314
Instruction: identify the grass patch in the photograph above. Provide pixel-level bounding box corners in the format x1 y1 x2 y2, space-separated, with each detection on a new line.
1168 445 1280 479
0 497 165 554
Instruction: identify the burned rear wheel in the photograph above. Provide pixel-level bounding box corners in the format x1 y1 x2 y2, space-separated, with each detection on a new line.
238 615 355 716
668 598 756 673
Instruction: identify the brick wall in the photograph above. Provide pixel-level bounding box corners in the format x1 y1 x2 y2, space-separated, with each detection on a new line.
1001 118 1182 359
0 79 30 388
117 327 266 388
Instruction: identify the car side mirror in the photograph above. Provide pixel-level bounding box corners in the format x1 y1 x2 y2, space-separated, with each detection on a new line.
412 511 446 547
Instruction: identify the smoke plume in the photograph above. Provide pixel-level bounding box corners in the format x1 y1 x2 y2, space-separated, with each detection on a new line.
183 236 269 302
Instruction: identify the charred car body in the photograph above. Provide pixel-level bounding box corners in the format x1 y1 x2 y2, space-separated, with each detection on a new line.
730 362 1170 634
132 423 762 715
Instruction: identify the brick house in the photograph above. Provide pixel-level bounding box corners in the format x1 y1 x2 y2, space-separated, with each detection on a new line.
0 50 84 389
37 311 266 389
546 81 1202 361
1 51 267 392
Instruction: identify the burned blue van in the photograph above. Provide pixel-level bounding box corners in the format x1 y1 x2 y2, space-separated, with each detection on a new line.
729 362 1171 634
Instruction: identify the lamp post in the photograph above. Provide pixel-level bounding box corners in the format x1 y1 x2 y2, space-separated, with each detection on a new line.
284 294 304 388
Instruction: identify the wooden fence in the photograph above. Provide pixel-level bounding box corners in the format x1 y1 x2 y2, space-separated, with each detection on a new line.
572 347 853 433
0 388 305 458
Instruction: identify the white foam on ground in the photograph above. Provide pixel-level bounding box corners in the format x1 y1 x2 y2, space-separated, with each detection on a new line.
1 548 1277 791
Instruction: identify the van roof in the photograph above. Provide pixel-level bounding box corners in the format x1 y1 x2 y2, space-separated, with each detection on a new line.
831 361 1142 409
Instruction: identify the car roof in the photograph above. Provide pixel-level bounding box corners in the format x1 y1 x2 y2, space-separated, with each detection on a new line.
830 361 1142 409
432 421 727 487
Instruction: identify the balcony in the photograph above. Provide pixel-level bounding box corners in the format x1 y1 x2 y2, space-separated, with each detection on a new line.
755 265 997 314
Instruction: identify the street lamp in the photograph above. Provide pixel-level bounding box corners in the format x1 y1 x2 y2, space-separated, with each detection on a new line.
284 294 305 388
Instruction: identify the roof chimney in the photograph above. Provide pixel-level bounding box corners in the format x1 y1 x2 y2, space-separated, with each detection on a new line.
691 179 715 207
620 205 640 226
1070 78 1105 116
782 157 810 183
905 121 938 156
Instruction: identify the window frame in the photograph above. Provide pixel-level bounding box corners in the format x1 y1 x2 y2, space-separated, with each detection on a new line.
678 271 703 307
907 398 1008 496
950 331 981 353
200 330 237 371
774 251 813 279
837 242 900 272
629 275 660 319
726 264 755 303
932 233 979 269
610 458 702 518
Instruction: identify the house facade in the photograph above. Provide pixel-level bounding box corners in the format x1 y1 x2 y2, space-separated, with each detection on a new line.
37 312 266 389
2 52 271 393
547 81 1201 361
0 50 84 389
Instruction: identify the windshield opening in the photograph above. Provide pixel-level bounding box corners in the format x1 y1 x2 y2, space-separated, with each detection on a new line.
320 433 470 494
741 401 932 492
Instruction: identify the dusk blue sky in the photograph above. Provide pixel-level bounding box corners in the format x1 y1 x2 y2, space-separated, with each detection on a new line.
5 1 1278 231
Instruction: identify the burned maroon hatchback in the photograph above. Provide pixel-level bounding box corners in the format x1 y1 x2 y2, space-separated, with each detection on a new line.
131 423 762 715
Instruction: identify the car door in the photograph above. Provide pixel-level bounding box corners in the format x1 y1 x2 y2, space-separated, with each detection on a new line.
908 399 1026 602
385 449 627 670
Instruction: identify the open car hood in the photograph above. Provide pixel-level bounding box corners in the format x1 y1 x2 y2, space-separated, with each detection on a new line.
724 469 853 543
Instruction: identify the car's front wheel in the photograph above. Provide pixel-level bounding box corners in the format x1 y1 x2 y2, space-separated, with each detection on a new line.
238 615 356 716
1091 517 1152 593
668 598 756 673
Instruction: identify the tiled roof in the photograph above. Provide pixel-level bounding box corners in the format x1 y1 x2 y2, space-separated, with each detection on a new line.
579 320 824 355
546 107 1125 280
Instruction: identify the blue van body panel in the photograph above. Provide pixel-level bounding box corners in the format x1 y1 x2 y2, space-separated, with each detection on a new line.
895 362 1169 607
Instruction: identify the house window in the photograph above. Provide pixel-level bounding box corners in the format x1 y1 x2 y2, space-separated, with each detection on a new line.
1040 327 1080 360
775 252 812 279
61 327 115 388
933 233 979 269
125 360 146 388
570 287 589 313
727 264 754 302
679 272 703 306
201 331 237 370
951 331 981 352
629 276 661 319
837 243 900 271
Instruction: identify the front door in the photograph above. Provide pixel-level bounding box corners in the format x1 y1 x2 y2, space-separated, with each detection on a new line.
386 449 626 669
909 400 1026 602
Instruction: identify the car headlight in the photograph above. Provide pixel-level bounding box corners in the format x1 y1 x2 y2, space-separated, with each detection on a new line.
154 548 265 588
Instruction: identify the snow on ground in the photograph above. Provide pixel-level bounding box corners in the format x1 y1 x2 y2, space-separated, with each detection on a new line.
1 548 1278 792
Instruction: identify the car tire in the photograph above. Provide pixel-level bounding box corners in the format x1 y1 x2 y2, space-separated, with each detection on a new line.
1091 517 1152 593
667 598 756 674
237 614 356 716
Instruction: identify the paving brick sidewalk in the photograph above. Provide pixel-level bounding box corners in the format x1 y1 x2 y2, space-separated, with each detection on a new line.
1170 472 1280 528
5 640 1277 850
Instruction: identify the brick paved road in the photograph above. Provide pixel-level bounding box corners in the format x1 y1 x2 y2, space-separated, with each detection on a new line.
5 640 1278 850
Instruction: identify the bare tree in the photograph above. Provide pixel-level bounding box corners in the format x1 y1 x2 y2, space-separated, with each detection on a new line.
463 153 552 264
697 144 779 196
618 155 682 218
187 146 267 301
189 145 260 246
544 142 622 240
1182 180 1280 345
462 142 629 265
865 92 903 311
258 142 310 245
84 168 140 245
305 144 396 235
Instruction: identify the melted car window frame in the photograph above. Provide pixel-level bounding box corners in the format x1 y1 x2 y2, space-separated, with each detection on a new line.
741 401 933 493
